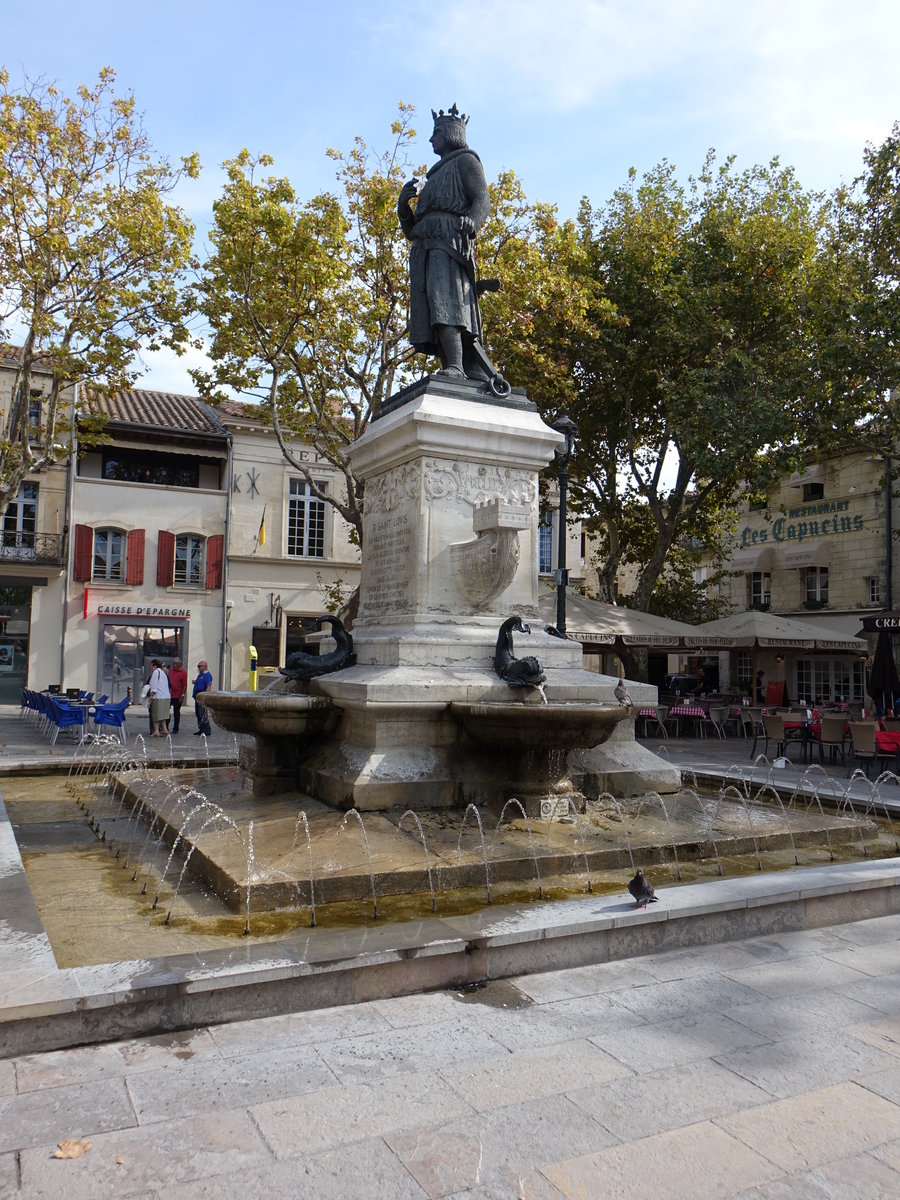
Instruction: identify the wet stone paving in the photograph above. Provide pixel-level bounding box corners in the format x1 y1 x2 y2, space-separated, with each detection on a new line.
2 712 900 1196
1 911 900 1197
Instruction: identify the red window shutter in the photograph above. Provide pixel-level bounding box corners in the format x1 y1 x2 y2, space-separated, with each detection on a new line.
157 530 175 587
205 533 224 589
125 529 145 585
73 524 93 582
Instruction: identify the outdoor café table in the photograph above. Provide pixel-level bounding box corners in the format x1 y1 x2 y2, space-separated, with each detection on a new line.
781 712 819 762
665 704 708 737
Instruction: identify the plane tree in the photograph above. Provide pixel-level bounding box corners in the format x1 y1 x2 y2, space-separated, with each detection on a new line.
564 153 855 624
0 68 198 518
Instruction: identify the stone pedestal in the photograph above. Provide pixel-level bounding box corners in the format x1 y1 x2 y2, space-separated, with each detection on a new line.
291 376 676 810
349 376 559 663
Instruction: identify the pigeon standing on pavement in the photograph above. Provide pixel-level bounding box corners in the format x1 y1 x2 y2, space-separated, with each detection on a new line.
627 868 658 908
614 678 633 706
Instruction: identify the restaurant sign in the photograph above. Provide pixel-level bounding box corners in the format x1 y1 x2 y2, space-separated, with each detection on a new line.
861 610 900 632
740 499 863 548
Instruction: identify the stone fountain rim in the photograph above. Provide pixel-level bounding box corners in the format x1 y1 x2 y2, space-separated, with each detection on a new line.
202 691 333 712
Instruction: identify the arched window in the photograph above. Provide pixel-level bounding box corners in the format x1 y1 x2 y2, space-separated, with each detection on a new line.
174 534 205 586
93 528 125 581
74 526 144 584
157 531 223 588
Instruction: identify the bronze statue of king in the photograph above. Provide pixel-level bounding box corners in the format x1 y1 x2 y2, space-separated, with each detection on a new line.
398 104 508 395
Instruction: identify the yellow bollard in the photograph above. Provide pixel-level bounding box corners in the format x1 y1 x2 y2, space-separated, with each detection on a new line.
249 644 258 692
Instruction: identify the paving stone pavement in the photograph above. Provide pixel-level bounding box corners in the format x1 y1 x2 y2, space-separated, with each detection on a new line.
0 911 899 1198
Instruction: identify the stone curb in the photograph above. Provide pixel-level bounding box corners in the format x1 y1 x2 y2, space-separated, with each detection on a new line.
2 855 899 1059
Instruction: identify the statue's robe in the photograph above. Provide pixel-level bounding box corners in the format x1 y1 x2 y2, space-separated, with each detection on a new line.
400 148 490 356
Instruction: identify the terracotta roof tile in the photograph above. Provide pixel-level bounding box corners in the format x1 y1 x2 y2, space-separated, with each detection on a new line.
215 396 264 419
87 389 227 438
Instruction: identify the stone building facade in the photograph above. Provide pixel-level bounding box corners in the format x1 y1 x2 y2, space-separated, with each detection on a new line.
0 359 360 701
719 449 898 702
216 399 360 690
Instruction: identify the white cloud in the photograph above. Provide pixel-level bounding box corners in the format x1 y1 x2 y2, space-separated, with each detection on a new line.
377 0 898 199
388 0 709 112
136 342 212 397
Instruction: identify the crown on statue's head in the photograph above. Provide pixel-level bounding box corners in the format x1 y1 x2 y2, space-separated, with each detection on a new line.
431 102 469 129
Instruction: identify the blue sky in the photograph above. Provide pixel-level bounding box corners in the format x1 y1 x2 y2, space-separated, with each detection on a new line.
5 0 899 394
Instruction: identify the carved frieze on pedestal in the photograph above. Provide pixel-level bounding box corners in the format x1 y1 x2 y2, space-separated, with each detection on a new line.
423 460 537 508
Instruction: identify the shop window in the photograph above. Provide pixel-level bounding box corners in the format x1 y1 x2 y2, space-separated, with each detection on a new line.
802 481 825 502
287 480 326 558
867 577 881 605
748 571 771 609
796 657 863 703
804 566 828 605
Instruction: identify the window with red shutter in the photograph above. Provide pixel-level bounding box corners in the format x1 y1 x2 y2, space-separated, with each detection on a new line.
73 524 93 582
157 530 175 587
205 533 224 589
125 529 145 585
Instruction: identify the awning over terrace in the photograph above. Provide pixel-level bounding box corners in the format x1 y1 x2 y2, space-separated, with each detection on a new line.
693 609 865 652
537 592 703 648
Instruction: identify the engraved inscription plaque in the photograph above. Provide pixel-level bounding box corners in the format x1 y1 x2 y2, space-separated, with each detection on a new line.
364 504 415 613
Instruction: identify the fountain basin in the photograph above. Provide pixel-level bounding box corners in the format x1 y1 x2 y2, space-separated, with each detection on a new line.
203 691 338 797
451 700 630 751
202 691 335 737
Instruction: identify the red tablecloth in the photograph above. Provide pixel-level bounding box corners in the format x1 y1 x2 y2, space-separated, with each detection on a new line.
875 731 900 753
666 705 708 719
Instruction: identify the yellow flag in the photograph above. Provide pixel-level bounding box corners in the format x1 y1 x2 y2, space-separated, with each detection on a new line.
257 507 267 547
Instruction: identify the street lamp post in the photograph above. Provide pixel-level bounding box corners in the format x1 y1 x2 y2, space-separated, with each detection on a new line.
552 414 578 636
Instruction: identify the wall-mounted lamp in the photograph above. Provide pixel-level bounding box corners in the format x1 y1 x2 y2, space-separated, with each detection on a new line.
775 653 785 665
859 652 870 665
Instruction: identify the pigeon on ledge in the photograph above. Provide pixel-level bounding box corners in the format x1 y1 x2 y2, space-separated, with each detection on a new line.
627 868 658 908
614 678 633 706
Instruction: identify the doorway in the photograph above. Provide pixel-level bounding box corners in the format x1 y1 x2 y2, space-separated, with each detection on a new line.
0 586 32 703
99 622 186 703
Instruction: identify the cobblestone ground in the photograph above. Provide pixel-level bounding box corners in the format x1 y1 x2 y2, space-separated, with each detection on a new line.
2 911 900 1198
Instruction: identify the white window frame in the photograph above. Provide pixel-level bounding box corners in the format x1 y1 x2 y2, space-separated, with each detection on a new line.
93 526 125 582
796 657 863 703
1 482 37 558
174 533 205 587
749 571 771 607
538 512 554 574
805 566 828 604
867 577 881 606
287 479 327 559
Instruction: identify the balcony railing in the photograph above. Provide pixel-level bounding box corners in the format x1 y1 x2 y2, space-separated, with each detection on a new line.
0 531 67 566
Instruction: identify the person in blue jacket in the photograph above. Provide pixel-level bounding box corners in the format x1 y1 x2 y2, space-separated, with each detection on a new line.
192 659 213 735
